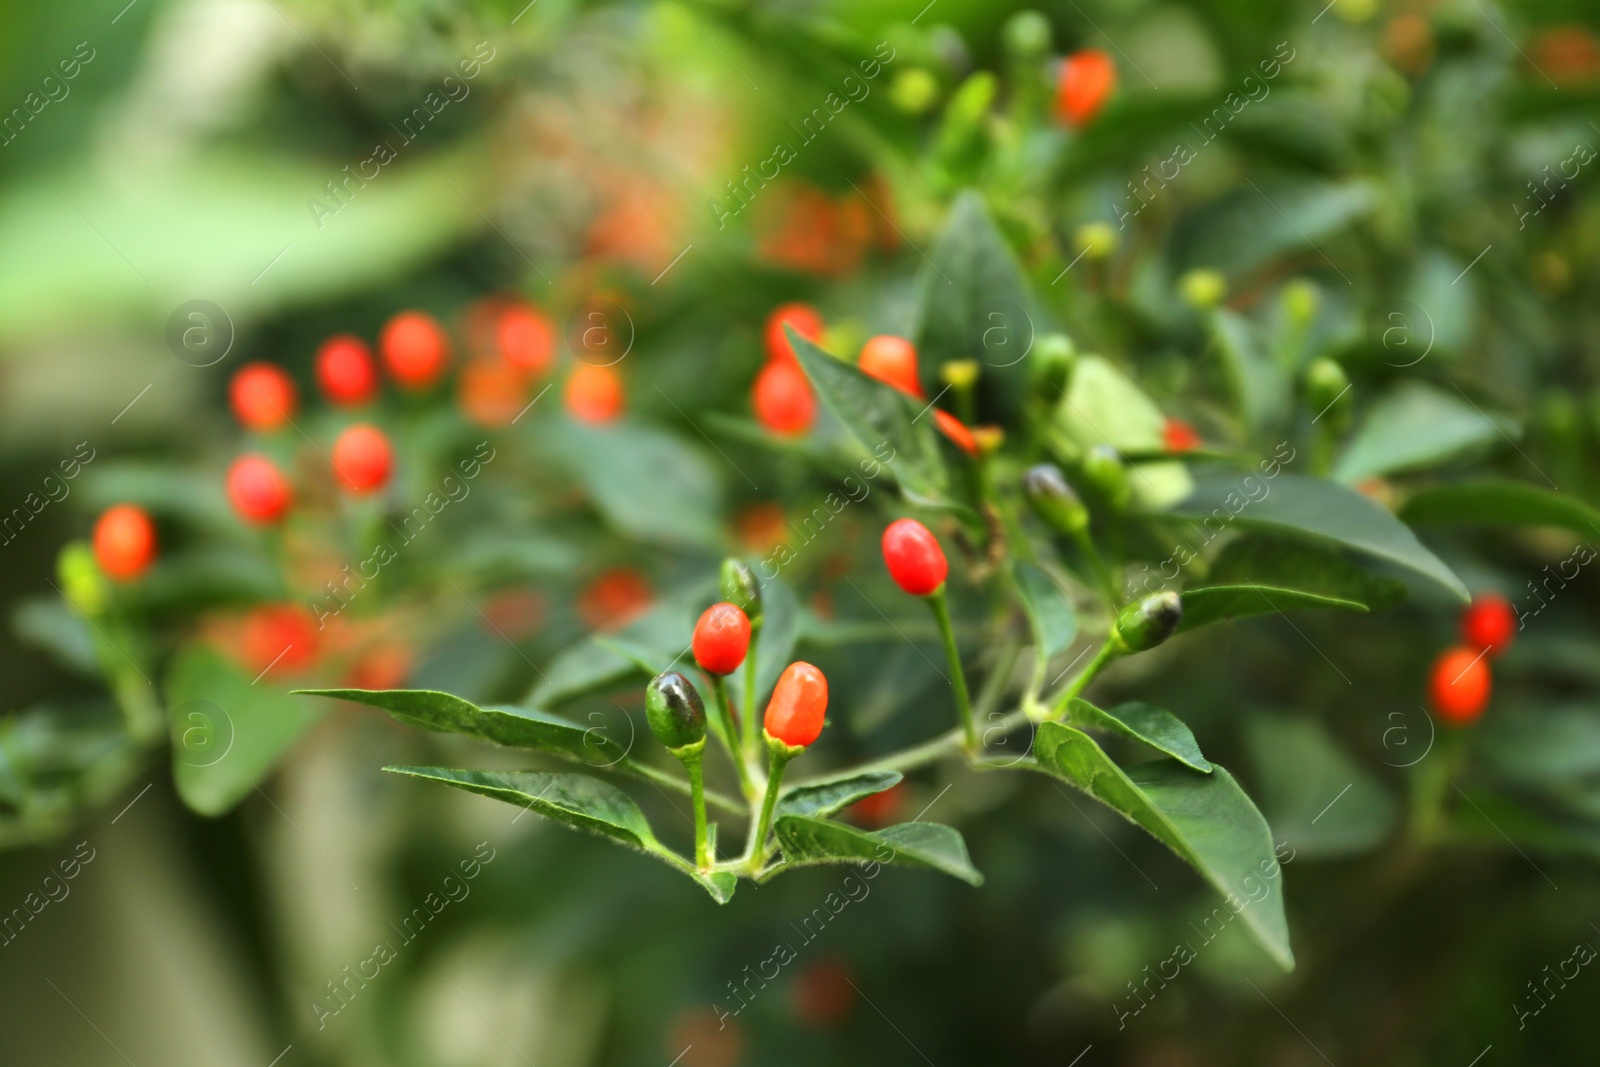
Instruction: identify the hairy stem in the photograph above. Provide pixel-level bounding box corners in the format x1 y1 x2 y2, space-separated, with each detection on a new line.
746 743 790 871
681 747 710 869
708 676 753 800
741 626 762 761
1050 640 1118 716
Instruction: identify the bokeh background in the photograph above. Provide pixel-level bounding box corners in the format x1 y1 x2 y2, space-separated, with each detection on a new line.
3 0 1600 1064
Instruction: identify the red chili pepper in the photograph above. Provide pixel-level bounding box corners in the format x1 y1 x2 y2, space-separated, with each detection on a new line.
578 567 652 631
498 302 556 377
693 601 752 676
1056 49 1116 128
227 454 292 524
753 359 816 435
1460 594 1515 657
565 363 625 423
1430 646 1491 725
881 517 948 596
315 335 379 407
241 604 319 677
92 504 156 581
764 661 828 748
229 363 298 430
933 409 978 454
1163 417 1201 453
332 424 393 495
765 303 825 362
858 335 924 399
381 310 451 389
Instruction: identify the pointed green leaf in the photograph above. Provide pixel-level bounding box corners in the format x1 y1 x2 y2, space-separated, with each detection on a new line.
1033 722 1293 970
549 420 723 548
1207 535 1408 612
776 770 903 821
383 766 736 903
1400 480 1600 539
790 329 951 506
296 688 631 767
1245 717 1397 859
1058 356 1193 508
1209 309 1288 432
1334 382 1512 483
1163 472 1466 600
912 190 1038 411
164 646 323 817
530 579 712 708
1176 584 1367 634
1068 698 1212 772
1011 560 1078 690
772 814 983 886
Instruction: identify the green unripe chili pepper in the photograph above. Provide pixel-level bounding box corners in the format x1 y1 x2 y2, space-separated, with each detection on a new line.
646 671 713 868
1031 333 1076 399
1024 464 1089 536
1179 269 1227 310
1002 10 1051 62
1304 358 1352 431
645 671 707 753
1111 591 1184 653
1080 444 1132 513
58 541 109 618
719 558 762 628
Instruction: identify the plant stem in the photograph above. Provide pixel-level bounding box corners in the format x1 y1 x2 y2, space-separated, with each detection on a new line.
1071 528 1117 603
927 586 978 752
1050 639 1118 717
709 676 754 800
747 743 790 871
741 625 762 760
626 759 743 815
681 746 710 869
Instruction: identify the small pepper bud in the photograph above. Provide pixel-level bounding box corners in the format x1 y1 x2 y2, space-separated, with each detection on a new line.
1024 463 1089 535
1179 269 1228 310
645 671 707 752
1112 591 1183 653
1074 221 1118 261
1002 10 1052 62
940 359 980 391
1281 279 1320 328
58 542 109 618
719 559 763 627
1031 333 1076 398
889 68 940 114
971 425 1005 456
1304 358 1352 431
1080 444 1131 513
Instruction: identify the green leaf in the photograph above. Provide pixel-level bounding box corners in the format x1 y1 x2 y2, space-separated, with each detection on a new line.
772 814 983 886
776 770 903 820
1209 309 1288 432
1033 722 1293 970
1400 480 1600 539
1333 382 1512 483
790 329 951 507
1068 698 1212 772
1479 706 1600 788
383 767 735 903
1058 356 1192 508
1163 472 1466 600
911 190 1038 411
1207 535 1409 612
549 420 723 548
1245 717 1398 859
295 688 631 768
1176 584 1368 634
164 645 323 817
1172 179 1373 277
530 580 712 708
1011 560 1078 691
